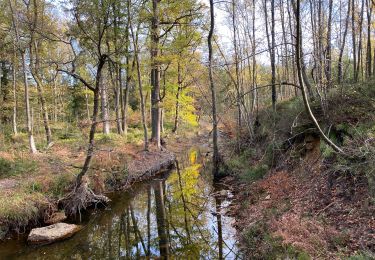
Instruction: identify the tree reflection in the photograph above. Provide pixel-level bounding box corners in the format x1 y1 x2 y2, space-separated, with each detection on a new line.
153 180 170 259
10 148 239 259
215 190 224 260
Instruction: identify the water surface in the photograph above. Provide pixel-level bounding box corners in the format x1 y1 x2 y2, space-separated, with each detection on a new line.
0 147 240 259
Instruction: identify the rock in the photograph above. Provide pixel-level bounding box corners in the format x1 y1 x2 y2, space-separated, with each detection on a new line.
27 223 81 245
45 212 67 225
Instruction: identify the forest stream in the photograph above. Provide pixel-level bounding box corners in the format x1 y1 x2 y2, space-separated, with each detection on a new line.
0 147 240 259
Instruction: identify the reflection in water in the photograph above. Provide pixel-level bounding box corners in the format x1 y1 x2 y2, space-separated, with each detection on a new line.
216 193 224 260
0 148 240 259
154 180 169 259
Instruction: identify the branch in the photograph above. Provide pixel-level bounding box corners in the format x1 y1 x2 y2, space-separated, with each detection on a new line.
57 68 95 92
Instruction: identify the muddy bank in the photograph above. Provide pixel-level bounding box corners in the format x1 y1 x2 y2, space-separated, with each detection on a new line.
116 149 176 188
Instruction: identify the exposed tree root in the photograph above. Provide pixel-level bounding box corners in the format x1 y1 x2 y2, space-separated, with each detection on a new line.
59 183 110 217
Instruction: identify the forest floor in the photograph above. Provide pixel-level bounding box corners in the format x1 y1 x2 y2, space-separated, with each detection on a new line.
221 82 375 259
0 121 208 240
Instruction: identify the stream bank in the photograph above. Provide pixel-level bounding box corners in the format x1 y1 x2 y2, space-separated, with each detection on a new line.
0 145 240 259
0 141 176 241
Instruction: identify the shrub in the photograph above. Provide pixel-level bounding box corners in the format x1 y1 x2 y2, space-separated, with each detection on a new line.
48 174 74 198
349 251 375 260
0 158 12 176
241 164 269 183
242 221 310 259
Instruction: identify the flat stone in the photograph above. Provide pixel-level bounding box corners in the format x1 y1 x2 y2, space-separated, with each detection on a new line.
27 223 81 245
45 212 67 225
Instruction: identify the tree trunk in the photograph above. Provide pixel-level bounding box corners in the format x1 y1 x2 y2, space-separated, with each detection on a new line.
12 41 18 135
135 52 149 151
21 53 38 154
154 181 170 258
252 0 257 113
9 0 37 153
232 0 242 152
338 0 351 84
325 0 333 87
356 0 365 81
109 62 122 135
172 60 182 134
29 0 52 146
100 74 110 135
130 1 148 151
270 0 277 111
208 0 220 177
151 0 161 148
366 0 372 78
352 0 358 81
75 57 106 188
294 0 344 155
264 0 277 111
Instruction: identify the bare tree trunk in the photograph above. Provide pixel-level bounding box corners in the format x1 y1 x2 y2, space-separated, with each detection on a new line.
160 108 164 134
75 57 107 187
352 0 358 81
252 0 257 113
12 41 18 135
270 0 277 111
21 53 38 154
356 0 365 81
366 0 372 78
232 0 242 152
325 0 333 87
264 0 277 111
28 0 52 146
208 0 220 177
338 0 351 84
151 0 161 148
100 74 110 135
53 77 58 122
172 61 181 133
109 62 122 135
9 0 37 153
294 0 344 155
85 86 90 121
154 181 170 258
130 0 148 151
121 3 131 135
33 73 52 145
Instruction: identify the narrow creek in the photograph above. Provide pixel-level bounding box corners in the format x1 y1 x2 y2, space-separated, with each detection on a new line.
0 147 240 259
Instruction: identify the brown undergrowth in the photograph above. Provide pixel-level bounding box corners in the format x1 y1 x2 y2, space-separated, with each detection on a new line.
224 82 375 259
227 140 374 258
